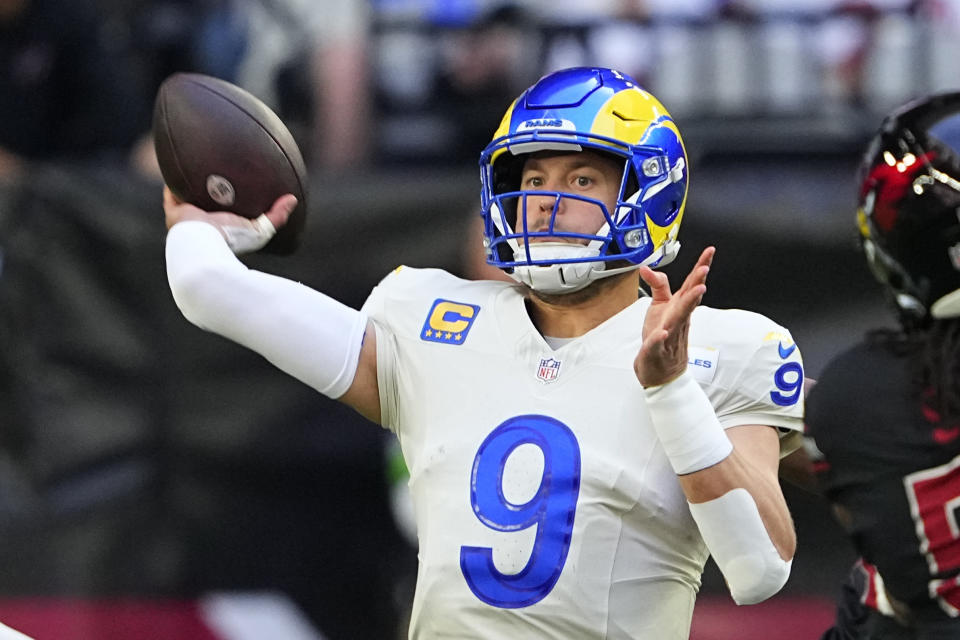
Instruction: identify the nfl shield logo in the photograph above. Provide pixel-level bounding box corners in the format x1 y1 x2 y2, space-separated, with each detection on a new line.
537 358 562 383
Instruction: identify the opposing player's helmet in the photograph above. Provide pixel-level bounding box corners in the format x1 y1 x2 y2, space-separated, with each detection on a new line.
479 67 688 294
857 92 960 326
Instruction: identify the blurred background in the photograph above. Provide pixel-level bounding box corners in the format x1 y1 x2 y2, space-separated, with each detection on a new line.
0 0 953 638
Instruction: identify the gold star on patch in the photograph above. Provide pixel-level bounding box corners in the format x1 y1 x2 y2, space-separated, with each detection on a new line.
425 329 432 337
455 334 462 341
445 332 452 339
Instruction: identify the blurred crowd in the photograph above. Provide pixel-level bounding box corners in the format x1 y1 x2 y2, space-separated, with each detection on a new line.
2 0 959 178
0 0 371 179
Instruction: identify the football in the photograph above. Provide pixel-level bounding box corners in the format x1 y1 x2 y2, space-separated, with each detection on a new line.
152 72 308 255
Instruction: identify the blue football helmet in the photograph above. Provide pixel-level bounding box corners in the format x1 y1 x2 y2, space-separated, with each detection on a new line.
479 66 689 294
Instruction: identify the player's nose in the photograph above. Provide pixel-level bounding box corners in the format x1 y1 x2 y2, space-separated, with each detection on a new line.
529 190 560 215
522 195 556 231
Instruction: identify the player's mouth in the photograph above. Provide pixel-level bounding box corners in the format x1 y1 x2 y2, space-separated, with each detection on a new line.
526 235 588 246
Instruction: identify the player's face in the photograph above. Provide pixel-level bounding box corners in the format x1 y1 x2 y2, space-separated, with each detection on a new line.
515 151 622 244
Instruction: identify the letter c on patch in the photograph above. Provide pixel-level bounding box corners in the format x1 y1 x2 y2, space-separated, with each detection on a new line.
430 301 475 332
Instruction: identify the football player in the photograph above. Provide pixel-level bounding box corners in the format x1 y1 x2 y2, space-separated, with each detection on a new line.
808 92 960 639
163 67 805 638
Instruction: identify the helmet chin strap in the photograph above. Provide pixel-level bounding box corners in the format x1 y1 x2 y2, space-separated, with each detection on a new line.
508 243 640 294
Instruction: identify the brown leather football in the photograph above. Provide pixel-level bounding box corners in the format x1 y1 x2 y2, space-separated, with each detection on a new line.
153 72 308 255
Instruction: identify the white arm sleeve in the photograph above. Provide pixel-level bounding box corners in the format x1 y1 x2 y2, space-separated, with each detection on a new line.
644 371 791 604
165 221 367 399
688 488 792 605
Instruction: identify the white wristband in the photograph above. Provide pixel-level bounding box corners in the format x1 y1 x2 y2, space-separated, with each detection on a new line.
643 369 733 475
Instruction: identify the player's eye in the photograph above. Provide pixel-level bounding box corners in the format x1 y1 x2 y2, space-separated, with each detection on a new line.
575 175 593 188
525 176 544 188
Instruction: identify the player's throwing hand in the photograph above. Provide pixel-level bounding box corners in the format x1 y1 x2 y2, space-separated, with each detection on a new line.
634 246 715 388
163 186 296 254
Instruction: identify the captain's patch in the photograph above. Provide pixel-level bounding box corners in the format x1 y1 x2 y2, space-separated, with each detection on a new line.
421 299 480 345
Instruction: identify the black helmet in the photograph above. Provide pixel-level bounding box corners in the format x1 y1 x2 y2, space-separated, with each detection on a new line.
857 92 960 328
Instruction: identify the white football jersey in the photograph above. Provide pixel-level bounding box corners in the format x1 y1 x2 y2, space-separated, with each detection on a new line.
362 267 804 639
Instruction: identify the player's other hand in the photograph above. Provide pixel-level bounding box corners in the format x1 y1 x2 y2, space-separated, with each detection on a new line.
634 246 715 388
163 186 296 254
